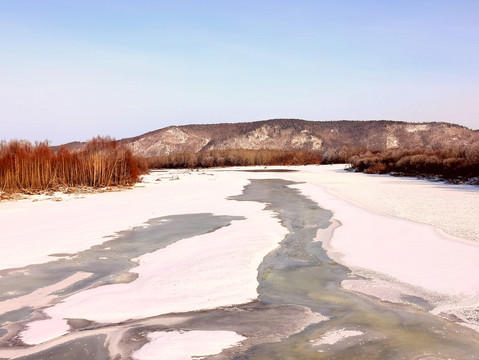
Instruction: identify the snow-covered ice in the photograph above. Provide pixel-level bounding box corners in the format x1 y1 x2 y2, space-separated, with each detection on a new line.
2 165 479 348
132 330 245 360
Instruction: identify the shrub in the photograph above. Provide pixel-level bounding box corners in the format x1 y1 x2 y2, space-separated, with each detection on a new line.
0 137 145 193
348 144 479 182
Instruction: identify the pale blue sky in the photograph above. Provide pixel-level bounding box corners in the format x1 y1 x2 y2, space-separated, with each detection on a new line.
1 0 478 144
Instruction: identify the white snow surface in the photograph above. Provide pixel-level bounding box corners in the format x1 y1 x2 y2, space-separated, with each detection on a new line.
132 330 245 360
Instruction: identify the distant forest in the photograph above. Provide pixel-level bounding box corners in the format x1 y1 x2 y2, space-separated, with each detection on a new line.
147 149 322 169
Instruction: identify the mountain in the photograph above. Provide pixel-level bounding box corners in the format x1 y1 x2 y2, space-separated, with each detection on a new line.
120 119 478 157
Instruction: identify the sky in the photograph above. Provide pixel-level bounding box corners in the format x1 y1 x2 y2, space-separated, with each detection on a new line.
1 0 478 145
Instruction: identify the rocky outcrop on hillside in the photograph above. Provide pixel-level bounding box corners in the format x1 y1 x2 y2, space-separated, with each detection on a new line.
122 119 478 157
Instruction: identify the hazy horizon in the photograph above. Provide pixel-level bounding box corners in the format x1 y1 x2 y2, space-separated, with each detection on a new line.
2 1 478 145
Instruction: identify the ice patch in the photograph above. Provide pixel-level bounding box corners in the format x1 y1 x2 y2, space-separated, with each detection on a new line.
132 330 245 360
311 328 363 347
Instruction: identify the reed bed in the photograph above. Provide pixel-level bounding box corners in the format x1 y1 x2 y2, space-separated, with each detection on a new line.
0 137 143 193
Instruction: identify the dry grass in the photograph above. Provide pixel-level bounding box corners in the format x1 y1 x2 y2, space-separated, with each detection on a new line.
0 137 145 194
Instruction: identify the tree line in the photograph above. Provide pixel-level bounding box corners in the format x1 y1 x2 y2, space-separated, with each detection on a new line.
147 149 323 169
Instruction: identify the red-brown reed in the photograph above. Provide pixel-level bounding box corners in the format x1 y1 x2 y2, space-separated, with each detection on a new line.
0 137 142 193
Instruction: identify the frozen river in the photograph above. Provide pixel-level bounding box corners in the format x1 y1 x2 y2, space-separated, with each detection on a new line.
1 165 479 359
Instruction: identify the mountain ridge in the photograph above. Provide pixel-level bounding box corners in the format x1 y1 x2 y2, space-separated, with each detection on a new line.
57 119 479 157
121 119 478 157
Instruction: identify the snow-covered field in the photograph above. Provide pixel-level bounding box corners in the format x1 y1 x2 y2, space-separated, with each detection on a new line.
1 165 479 358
